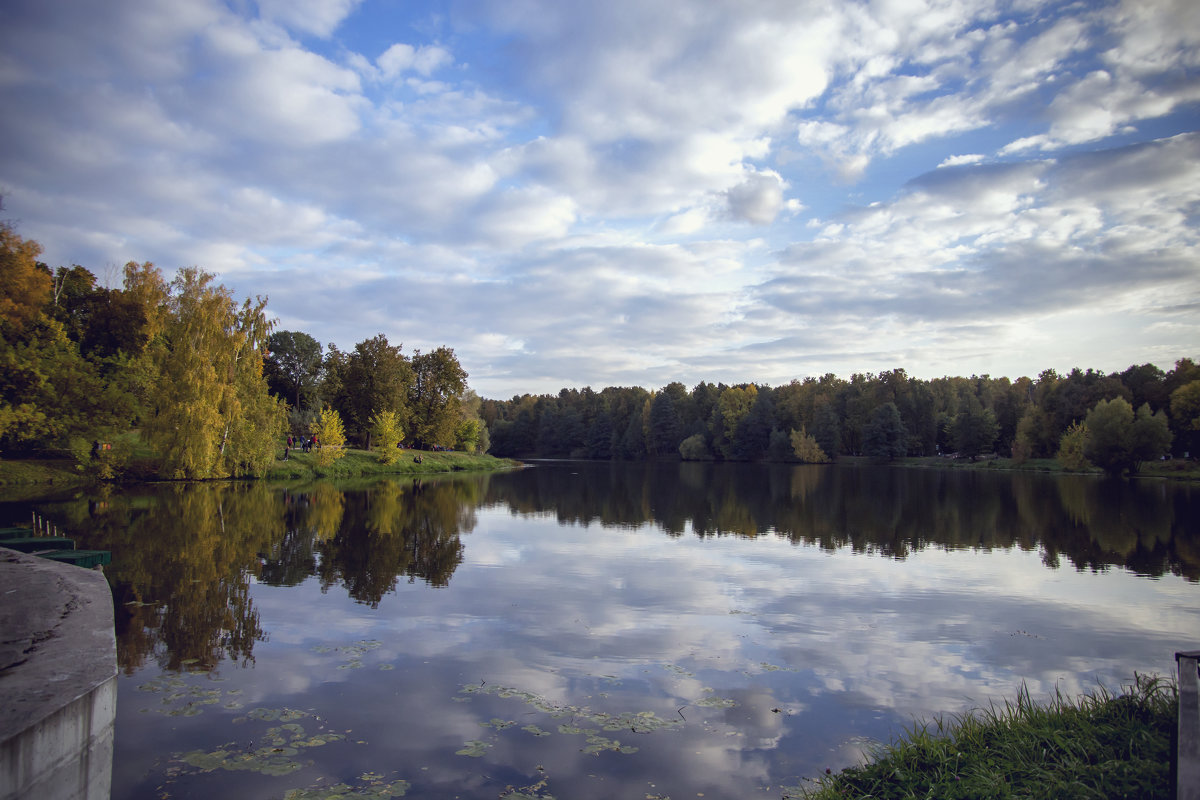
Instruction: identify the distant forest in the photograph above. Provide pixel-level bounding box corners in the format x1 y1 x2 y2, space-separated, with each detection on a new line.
4 222 1196 478
481 360 1199 472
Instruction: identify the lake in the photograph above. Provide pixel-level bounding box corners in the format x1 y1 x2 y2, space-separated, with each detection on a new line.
8 461 1199 799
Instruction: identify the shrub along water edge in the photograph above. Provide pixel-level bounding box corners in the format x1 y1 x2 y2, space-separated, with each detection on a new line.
799 674 1175 800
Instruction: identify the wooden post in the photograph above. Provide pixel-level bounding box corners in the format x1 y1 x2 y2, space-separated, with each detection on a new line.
1179 650 1200 800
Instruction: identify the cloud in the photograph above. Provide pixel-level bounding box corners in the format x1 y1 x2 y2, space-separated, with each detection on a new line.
376 43 454 80
725 172 785 225
938 154 985 167
256 0 364 38
1 0 1197 396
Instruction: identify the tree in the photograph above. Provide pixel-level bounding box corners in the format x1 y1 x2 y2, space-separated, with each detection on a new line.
144 267 285 479
311 407 346 467
679 433 713 461
790 427 829 463
265 331 323 410
0 224 50 336
1083 397 1172 477
811 399 841 459
863 402 907 462
646 391 683 457
1128 403 1172 471
1056 421 1091 471
732 389 774 461
409 347 468 449
711 385 757 459
455 390 489 453
950 395 999 459
370 410 403 464
334 335 412 448
1170 380 1200 456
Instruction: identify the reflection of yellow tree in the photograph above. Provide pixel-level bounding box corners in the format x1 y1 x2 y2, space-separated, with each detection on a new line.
789 465 826 504
47 482 283 672
305 481 346 542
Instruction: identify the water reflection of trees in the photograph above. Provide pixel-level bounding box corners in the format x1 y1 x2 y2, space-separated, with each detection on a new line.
487 463 1200 581
40 476 482 670
47 482 282 673
299 478 482 606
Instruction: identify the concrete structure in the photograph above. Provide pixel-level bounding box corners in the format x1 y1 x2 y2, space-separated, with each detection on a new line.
1180 650 1200 800
1 547 116 800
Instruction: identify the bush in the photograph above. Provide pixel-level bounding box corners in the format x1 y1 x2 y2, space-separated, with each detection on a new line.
678 433 713 461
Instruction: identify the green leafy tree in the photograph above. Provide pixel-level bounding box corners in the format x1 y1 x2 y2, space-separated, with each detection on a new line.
370 409 404 464
951 395 999 459
811 399 841 459
455 390 489 453
409 347 468 449
863 402 907 462
711 385 757 459
1056 421 1091 471
790 426 829 463
679 433 713 461
1129 403 1172 470
333 335 412 448
265 330 323 410
1083 397 1172 476
311 407 346 467
1170 380 1200 456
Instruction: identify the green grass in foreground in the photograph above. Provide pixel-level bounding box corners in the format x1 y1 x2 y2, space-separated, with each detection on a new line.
799 675 1175 800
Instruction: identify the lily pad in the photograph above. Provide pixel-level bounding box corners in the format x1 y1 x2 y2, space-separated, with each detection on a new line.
455 739 491 757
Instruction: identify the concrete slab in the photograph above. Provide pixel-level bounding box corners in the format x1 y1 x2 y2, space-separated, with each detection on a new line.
0 547 117 800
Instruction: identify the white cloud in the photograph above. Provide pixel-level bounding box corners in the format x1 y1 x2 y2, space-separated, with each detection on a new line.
938 153 985 167
725 172 785 225
376 43 453 80
256 0 363 38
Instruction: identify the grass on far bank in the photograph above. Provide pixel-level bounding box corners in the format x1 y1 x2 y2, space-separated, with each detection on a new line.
797 674 1175 800
263 447 520 481
886 454 1200 481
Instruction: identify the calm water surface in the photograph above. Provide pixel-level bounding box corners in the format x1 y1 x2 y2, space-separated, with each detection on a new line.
9 462 1200 800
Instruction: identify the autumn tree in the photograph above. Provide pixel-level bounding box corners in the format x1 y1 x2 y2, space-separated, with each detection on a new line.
144 267 285 479
790 427 829 463
0 224 50 336
370 409 403 464
1056 421 1091 471
311 407 346 467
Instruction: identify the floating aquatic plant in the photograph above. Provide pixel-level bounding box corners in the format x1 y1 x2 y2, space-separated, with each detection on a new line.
456 739 491 757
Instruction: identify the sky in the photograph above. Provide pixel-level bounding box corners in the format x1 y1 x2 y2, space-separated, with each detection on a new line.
1 0 1198 399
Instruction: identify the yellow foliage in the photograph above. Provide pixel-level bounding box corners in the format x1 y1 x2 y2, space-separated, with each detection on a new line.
370 410 403 464
312 407 346 467
790 426 830 464
1057 421 1091 472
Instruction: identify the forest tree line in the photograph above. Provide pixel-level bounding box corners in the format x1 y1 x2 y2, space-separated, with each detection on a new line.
482 359 1199 476
0 225 484 479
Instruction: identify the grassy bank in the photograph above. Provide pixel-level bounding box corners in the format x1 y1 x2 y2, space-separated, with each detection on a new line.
262 447 520 480
0 449 520 488
798 675 1175 800
885 455 1200 481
